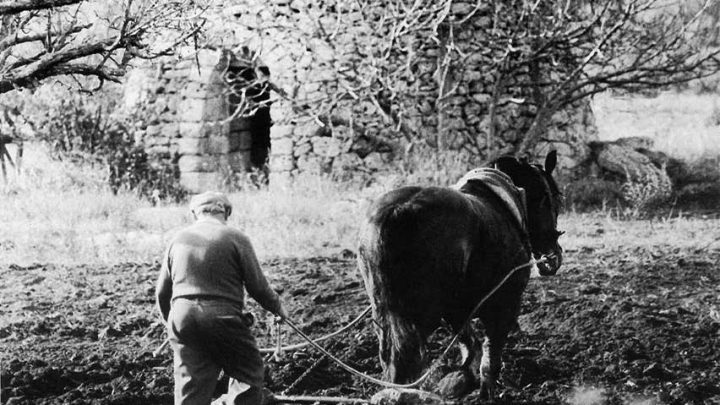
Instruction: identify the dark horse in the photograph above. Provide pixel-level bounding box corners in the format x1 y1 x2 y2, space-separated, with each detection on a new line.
357 151 563 398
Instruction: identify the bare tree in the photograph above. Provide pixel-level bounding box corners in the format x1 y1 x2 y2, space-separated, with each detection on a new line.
0 0 207 95
472 0 720 156
241 0 719 160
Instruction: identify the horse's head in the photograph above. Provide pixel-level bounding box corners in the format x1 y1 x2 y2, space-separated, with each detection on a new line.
495 151 564 275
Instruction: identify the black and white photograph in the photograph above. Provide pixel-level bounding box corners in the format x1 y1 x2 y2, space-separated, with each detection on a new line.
1 1 719 404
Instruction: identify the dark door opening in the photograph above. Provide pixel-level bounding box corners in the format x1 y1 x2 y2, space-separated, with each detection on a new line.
225 47 272 174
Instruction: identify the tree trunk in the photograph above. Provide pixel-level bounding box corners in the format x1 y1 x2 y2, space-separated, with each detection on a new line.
516 105 554 155
516 56 554 155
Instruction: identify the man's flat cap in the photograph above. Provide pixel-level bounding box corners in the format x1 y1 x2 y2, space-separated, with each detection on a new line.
189 191 232 216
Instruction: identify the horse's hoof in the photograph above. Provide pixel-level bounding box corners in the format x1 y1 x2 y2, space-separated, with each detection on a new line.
479 377 497 402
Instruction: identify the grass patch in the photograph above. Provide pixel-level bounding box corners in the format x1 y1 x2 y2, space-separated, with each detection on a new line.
3 90 720 265
2 146 719 267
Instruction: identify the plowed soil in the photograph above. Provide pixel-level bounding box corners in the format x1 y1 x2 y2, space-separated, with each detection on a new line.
2 248 719 404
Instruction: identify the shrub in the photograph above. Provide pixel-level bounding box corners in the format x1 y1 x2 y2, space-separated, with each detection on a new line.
669 156 720 210
563 178 625 211
29 92 186 202
620 172 672 217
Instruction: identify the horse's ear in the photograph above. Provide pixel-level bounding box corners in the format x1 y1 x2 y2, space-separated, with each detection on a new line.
545 150 557 174
494 156 520 174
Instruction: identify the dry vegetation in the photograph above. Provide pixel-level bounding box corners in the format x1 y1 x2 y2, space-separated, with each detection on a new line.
2 89 720 267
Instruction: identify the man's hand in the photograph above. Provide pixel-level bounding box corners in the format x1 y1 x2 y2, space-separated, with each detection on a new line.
275 306 289 321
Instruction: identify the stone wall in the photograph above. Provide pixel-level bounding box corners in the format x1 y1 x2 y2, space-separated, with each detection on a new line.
124 1 599 191
124 49 269 192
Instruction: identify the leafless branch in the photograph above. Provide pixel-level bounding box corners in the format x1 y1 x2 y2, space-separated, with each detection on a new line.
0 0 206 94
0 0 81 15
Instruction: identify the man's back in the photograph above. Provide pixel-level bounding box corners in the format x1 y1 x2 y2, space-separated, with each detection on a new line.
165 219 249 305
155 191 286 405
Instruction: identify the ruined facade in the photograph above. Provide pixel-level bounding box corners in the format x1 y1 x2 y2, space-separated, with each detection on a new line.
123 1 598 191
123 49 272 191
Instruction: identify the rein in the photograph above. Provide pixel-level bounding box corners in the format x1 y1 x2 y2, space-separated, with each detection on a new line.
152 306 371 357
260 306 371 353
153 256 550 390
278 255 549 389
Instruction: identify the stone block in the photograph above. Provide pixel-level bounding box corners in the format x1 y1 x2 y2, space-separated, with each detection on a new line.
437 371 472 399
473 15 492 28
472 93 491 104
201 97 229 121
180 171 222 193
177 138 201 155
269 154 295 172
502 129 520 143
271 124 294 139
331 153 363 171
331 125 354 141
363 152 393 171
296 154 329 174
181 81 208 99
447 96 465 106
146 136 172 147
311 136 341 157
195 48 225 69
178 122 229 138
178 122 204 138
178 99 206 122
146 125 161 137
178 155 220 172
177 137 230 155
465 71 484 85
463 102 483 118
160 123 179 138
271 137 294 156
293 141 312 157
294 121 326 137
145 145 173 157
185 62 225 84
614 136 654 150
444 118 466 131
162 67 194 80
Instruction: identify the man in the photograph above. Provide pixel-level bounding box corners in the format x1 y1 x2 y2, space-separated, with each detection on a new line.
156 191 288 405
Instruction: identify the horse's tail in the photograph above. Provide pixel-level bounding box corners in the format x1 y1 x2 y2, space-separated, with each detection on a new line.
361 186 425 309
358 187 427 378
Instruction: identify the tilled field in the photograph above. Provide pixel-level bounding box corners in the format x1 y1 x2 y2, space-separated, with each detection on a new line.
1 248 719 404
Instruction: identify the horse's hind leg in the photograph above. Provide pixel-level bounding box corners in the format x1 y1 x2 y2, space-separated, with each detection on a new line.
447 315 482 384
478 301 521 400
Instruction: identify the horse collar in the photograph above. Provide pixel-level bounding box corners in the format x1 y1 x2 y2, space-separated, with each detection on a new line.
452 168 529 234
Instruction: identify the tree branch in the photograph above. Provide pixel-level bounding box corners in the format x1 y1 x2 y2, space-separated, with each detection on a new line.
0 0 81 15
0 23 89 49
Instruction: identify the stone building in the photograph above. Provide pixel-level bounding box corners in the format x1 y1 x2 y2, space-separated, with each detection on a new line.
123 1 598 192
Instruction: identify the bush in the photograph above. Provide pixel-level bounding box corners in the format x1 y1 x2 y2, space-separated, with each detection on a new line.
669 156 720 210
621 172 672 216
563 155 720 215
563 178 624 211
29 90 186 202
